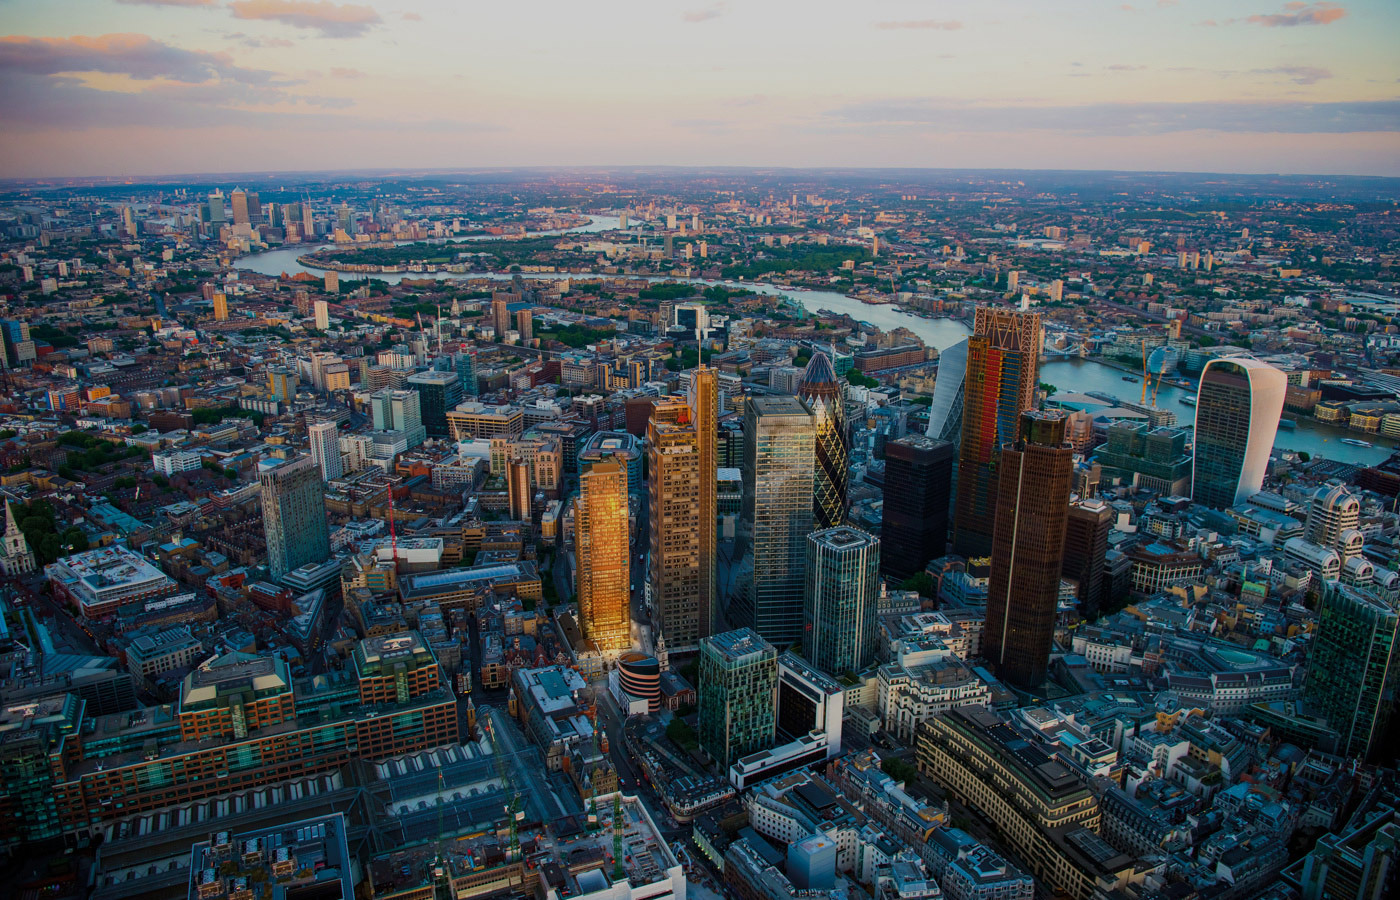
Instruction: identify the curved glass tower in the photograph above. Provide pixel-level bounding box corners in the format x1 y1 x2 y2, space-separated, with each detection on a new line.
797 351 849 530
1191 357 1286 509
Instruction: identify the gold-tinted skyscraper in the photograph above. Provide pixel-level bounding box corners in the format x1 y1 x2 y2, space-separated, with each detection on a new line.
507 456 531 522
577 458 631 653
689 365 718 635
648 398 703 649
212 292 228 321
952 308 1043 559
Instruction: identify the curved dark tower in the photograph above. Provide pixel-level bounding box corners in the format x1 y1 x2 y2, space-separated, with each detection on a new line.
798 351 849 530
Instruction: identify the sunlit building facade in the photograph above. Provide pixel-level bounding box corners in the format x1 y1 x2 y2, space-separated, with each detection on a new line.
576 458 631 652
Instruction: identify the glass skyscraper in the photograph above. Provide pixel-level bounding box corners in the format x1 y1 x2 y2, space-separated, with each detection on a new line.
797 351 848 530
739 395 815 647
576 457 632 653
258 454 331 581
953 308 1042 559
880 434 954 583
803 526 880 676
1191 357 1286 509
697 628 777 770
370 388 426 448
1304 582 1400 760
985 411 1073 688
405 370 463 438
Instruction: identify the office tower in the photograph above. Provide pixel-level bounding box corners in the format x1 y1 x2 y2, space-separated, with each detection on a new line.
454 350 477 396
1191 357 1286 508
268 368 298 403
514 308 533 342
207 189 225 225
739 396 815 646
663 233 674 258
1063 499 1112 620
259 455 331 580
952 309 1042 559
212 292 228 321
507 456 531 522
648 398 703 650
491 292 517 339
307 421 343 482
337 202 352 234
313 299 329 330
803 527 880 676
230 188 249 226
690 365 719 633
1305 483 1363 555
926 338 968 445
1092 423 1193 495
576 458 631 653
619 211 628 230
697 628 777 770
880 435 954 583
797 352 849 529
985 411 1073 688
246 190 261 226
404 370 462 438
302 203 314 238
1304 583 1400 760
121 205 136 236
370 388 426 448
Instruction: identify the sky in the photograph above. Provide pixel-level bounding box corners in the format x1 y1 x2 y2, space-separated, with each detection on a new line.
0 0 1397 179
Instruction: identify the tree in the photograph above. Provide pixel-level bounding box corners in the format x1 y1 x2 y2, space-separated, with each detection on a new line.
898 572 937 599
666 719 699 751
1039 382 1058 396
881 758 919 784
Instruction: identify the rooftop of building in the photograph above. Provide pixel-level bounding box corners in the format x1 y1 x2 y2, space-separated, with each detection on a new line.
704 627 776 663
49 546 173 593
182 652 290 709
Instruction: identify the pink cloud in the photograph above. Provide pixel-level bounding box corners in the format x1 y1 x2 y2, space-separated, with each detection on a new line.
329 66 364 78
682 4 727 23
0 33 275 84
1247 2 1347 27
115 0 215 6
228 0 382 38
402 12 421 21
875 20 963 31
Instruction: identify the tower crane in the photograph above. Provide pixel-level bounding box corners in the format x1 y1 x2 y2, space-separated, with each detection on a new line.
484 715 522 861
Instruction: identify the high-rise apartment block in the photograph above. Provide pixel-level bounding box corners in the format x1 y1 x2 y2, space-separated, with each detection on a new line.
985 412 1073 687
953 308 1042 559
258 455 331 580
313 299 329 330
698 628 778 770
803 526 881 676
690 366 719 634
1191 357 1286 508
648 398 704 650
370 388 426 448
307 420 343 481
739 396 815 647
576 458 631 653
880 435 954 583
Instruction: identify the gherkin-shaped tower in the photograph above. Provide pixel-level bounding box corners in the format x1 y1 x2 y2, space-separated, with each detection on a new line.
798 351 849 529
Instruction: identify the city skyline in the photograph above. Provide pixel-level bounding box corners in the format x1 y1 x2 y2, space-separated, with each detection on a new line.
0 0 1397 178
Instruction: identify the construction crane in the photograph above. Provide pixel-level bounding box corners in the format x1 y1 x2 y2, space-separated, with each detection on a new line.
484 715 522 861
1140 339 1150 405
612 794 625 881
431 769 452 900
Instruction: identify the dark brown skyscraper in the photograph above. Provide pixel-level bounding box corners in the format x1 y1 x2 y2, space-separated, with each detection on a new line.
689 365 719 636
797 351 848 530
952 308 1042 560
881 435 954 584
1062 499 1112 621
985 411 1073 688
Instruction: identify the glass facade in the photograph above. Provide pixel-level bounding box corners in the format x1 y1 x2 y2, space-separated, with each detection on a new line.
880 435 954 583
577 458 632 652
1191 358 1286 509
259 455 331 581
953 309 1042 559
797 352 849 530
740 396 815 647
802 526 880 676
985 412 1073 688
1305 582 1400 760
697 628 777 770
